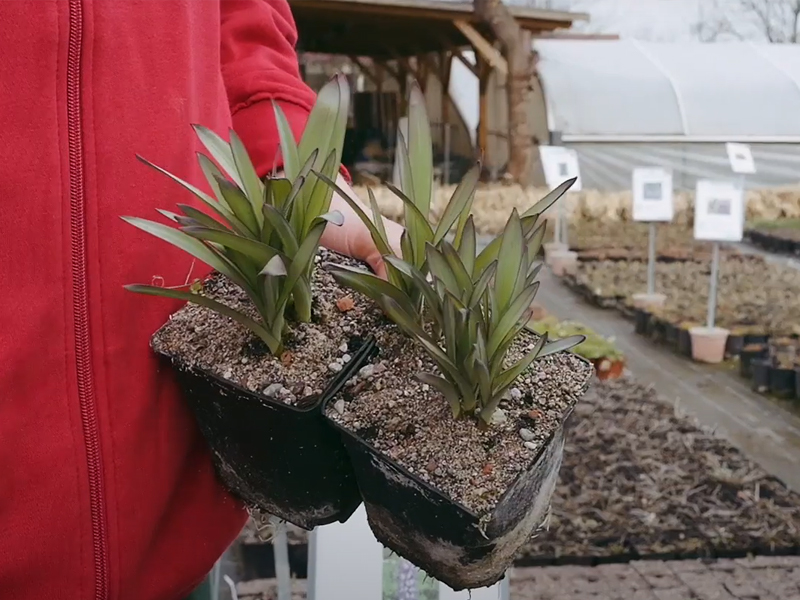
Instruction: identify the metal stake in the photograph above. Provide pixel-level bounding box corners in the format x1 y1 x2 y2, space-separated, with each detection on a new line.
272 517 292 600
707 242 720 329
443 122 451 186
647 222 657 295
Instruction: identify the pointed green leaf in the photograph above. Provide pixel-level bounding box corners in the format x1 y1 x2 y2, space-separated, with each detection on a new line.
181 226 278 268
494 210 524 311
215 176 259 236
538 334 586 358
192 124 244 189
121 217 248 289
230 130 265 228
434 163 479 245
487 282 540 357
261 255 287 277
425 244 461 297
522 177 577 218
126 284 278 352
406 84 433 217
526 221 547 264
439 241 472 297
457 215 477 276
327 263 416 315
416 372 462 417
176 204 230 231
272 102 301 180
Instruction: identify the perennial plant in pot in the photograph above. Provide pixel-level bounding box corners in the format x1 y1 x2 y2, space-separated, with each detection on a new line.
122 75 384 529
319 84 594 590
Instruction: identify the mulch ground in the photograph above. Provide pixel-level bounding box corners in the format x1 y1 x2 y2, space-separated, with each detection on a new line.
518 377 800 563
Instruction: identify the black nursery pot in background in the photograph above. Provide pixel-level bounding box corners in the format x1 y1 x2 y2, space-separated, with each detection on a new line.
157 340 376 530
740 345 768 379
751 359 770 394
677 328 693 358
634 309 650 335
664 322 679 351
725 334 744 358
769 366 797 399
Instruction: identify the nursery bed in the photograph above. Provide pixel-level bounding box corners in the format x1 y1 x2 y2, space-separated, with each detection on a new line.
517 377 800 564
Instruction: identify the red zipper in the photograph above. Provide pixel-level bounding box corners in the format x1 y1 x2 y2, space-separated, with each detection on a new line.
67 1 110 599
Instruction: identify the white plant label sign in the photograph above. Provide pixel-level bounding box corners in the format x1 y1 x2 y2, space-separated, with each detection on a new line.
632 167 674 222
539 145 582 192
726 142 756 175
694 180 745 242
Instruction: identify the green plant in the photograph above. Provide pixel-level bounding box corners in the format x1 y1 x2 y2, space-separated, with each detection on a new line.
531 318 623 361
334 207 584 425
122 74 350 355
319 82 576 324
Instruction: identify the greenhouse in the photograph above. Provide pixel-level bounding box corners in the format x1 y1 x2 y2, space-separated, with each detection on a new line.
450 39 800 190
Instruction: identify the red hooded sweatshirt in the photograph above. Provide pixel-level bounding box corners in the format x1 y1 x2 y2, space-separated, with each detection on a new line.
0 2 318 598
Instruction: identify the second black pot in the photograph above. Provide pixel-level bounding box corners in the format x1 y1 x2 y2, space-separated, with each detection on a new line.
325 358 592 590
677 328 693 358
158 338 376 530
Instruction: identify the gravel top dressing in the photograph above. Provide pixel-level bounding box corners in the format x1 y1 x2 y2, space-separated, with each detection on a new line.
152 249 384 406
325 326 594 516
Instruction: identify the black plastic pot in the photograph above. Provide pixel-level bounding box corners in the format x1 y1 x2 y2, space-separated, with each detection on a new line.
677 329 693 358
725 334 744 358
325 359 592 591
739 345 768 379
769 366 797 399
795 369 800 402
634 309 650 335
647 315 667 344
664 322 680 351
157 337 377 530
751 359 770 394
744 333 770 346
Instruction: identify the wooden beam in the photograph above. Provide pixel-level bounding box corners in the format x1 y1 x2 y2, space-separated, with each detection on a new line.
349 56 383 88
453 19 508 77
441 39 479 77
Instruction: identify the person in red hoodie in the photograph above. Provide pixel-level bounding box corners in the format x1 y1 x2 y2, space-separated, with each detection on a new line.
0 1 402 599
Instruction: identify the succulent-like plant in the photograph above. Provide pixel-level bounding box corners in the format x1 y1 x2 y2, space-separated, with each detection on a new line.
317 83 480 314
122 74 351 356
329 199 583 424
320 82 577 327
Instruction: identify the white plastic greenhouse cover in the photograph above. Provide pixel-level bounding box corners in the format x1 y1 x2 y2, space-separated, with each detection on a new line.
535 39 800 140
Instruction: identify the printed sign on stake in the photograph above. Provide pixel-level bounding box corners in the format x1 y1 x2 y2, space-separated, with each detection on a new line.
632 167 674 222
694 180 745 243
725 142 756 175
539 146 582 192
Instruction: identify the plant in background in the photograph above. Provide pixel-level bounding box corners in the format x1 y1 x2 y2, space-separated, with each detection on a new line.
531 317 623 361
336 208 585 425
122 74 351 356
319 81 577 325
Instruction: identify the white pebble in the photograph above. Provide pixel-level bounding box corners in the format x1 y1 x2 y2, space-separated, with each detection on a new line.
359 364 375 378
342 354 351 363
339 342 348 353
333 399 346 415
510 387 522 401
373 362 386 374
263 383 283 397
421 384 430 392
519 428 535 442
328 362 343 373
524 441 537 450
223 369 233 380
489 409 508 425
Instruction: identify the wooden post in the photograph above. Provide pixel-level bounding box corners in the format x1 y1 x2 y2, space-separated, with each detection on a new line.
477 54 490 162
440 51 452 126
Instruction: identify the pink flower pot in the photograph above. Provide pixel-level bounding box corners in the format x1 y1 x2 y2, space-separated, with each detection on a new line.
689 327 730 364
632 293 666 311
549 250 578 277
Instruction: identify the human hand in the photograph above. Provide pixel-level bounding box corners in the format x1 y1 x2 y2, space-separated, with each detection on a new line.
319 174 403 279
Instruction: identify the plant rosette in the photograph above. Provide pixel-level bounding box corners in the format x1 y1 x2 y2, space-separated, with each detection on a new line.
121 75 381 529
317 82 593 590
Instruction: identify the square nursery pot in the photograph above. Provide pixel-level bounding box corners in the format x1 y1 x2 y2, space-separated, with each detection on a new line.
739 344 768 379
677 327 694 358
324 341 593 591
751 358 770 394
147 256 382 530
156 338 376 530
548 250 578 277
543 241 568 265
796 368 800 402
634 309 651 335
768 365 797 399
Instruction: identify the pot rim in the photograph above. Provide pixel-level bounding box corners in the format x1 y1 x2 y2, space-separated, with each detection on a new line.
323 352 594 520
